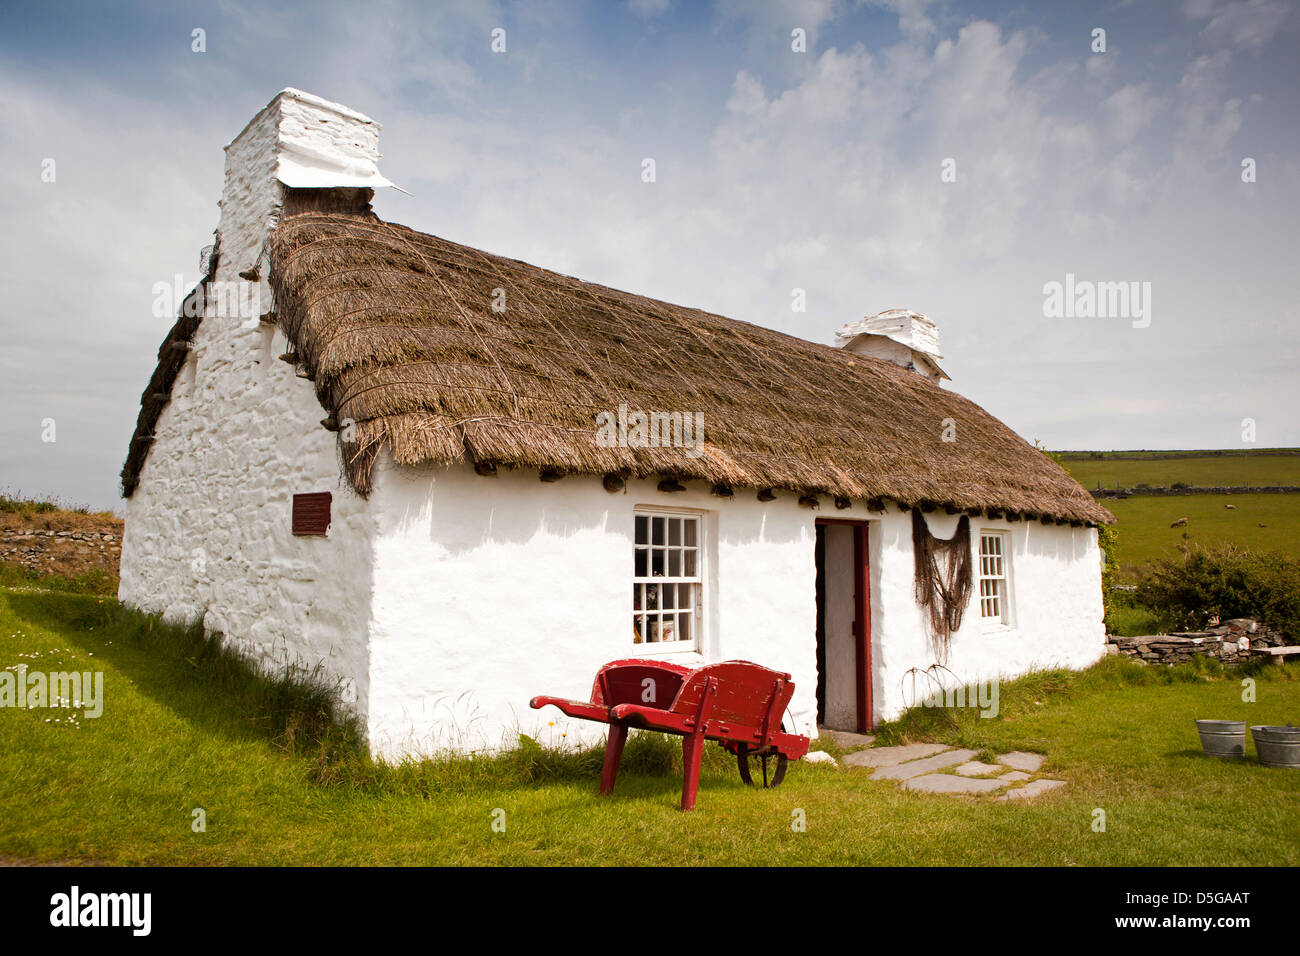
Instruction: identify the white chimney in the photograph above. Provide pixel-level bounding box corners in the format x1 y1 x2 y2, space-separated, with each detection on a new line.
216 88 399 281
834 309 949 384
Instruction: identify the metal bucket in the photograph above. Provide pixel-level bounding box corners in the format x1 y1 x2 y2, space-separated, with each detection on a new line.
1250 725 1300 768
1196 719 1245 758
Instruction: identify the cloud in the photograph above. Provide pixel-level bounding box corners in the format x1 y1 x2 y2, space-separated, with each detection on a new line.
1186 0 1291 52
1 0 1297 511
1102 83 1164 142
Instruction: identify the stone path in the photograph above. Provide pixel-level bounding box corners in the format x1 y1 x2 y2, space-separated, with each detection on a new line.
815 730 1066 800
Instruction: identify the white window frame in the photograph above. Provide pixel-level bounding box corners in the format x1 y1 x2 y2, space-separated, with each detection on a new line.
632 507 705 655
977 530 1013 630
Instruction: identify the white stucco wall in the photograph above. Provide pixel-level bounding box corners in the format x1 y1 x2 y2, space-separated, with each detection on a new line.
118 90 383 713
363 458 1106 756
867 509 1107 722
364 459 823 757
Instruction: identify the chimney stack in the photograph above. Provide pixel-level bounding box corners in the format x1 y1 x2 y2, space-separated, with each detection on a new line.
216 88 398 282
834 309 949 384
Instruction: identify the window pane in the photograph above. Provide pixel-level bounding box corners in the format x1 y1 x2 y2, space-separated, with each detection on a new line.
633 512 701 649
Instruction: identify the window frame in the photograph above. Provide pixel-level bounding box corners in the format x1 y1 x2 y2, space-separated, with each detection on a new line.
977 529 1013 630
631 506 706 655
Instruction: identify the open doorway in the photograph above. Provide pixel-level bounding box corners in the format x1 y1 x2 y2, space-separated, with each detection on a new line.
814 519 872 733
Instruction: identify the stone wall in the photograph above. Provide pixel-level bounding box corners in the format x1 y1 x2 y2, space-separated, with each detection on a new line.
0 520 123 581
1106 618 1286 665
1092 485 1300 499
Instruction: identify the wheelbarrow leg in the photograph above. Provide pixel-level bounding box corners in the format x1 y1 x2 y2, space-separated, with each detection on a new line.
600 722 629 794
680 732 703 811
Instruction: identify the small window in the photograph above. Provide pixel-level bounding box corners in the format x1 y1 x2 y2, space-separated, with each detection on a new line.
292 492 332 536
978 531 1010 624
633 511 701 649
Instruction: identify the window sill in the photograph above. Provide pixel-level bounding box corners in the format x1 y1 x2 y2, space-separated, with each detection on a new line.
630 644 703 659
980 622 1015 635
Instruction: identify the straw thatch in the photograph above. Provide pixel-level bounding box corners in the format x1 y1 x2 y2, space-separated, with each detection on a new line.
120 249 217 498
249 210 1111 524
122 206 1111 525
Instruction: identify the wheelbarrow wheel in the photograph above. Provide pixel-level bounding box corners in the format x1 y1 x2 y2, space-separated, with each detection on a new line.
736 745 788 789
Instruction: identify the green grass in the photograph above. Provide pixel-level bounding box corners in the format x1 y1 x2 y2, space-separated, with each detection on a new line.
1056 450 1300 491
1102 494 1300 572
0 491 114 519
1104 601 1168 637
2 589 1298 866
0 563 117 596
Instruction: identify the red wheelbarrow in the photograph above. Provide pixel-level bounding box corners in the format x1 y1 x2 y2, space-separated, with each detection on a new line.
530 658 810 810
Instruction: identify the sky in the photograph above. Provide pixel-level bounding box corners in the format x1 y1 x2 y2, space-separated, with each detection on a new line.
0 0 1297 512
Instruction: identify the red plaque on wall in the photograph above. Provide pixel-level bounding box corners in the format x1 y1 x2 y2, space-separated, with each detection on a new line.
292 492 332 536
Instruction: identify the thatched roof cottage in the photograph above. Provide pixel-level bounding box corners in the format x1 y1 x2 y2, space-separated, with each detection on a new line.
120 90 1113 757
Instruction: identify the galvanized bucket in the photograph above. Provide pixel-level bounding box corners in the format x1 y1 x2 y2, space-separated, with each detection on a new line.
1250 725 1300 769
1196 719 1245 758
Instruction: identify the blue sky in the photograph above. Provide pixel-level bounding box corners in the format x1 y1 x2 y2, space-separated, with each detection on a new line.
1 0 1297 511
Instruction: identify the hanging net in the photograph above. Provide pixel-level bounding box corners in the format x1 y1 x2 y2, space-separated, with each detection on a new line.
911 509 973 663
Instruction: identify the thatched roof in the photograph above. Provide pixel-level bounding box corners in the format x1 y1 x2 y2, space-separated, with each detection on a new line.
120 252 216 498
236 210 1112 524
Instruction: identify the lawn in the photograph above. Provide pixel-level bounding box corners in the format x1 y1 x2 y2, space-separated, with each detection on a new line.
1056 450 1300 490
1 588 1297 866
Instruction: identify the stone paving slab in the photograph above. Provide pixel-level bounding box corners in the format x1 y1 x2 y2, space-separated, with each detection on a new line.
998 779 1067 801
872 749 978 780
997 751 1045 773
905 773 1009 794
818 729 876 751
1000 770 1031 782
953 760 1006 777
841 743 949 769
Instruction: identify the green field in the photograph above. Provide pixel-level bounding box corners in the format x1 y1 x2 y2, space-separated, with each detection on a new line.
1102 493 1300 570
1057 450 1300 491
1 589 1298 866
1051 451 1300 572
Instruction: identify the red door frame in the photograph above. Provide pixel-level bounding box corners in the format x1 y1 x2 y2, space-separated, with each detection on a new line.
815 518 873 732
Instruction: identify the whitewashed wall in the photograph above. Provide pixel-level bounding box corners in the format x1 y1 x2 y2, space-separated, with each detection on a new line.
119 91 381 714
867 509 1107 722
365 458 822 757
365 457 1106 756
